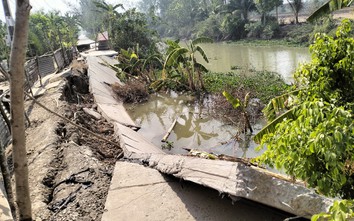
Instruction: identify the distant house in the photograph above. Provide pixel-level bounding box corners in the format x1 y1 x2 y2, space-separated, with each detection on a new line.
97 31 110 50
77 36 95 52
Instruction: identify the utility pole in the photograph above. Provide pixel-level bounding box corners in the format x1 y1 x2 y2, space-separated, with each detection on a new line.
2 0 15 46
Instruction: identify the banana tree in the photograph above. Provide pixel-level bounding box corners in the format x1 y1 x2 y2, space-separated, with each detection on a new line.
110 48 162 83
223 91 253 133
307 0 354 22
163 37 213 91
253 90 299 143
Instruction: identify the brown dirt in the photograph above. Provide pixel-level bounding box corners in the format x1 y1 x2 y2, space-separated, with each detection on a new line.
111 81 149 103
8 60 122 221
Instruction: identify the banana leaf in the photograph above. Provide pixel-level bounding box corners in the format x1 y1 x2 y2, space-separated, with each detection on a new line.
191 37 213 46
223 91 241 109
253 108 296 143
263 90 300 122
195 45 209 63
164 48 189 68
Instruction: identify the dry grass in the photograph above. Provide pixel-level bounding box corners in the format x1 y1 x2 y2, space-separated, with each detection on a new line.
111 81 149 103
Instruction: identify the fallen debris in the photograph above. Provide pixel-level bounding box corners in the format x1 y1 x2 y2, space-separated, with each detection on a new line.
161 117 178 142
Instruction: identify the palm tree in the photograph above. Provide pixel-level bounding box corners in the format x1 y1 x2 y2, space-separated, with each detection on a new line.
94 1 124 36
223 0 255 21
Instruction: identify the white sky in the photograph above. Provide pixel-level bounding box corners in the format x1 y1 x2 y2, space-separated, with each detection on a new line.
0 0 139 22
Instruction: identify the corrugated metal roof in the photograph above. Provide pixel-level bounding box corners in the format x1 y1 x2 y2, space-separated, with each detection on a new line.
77 38 95 46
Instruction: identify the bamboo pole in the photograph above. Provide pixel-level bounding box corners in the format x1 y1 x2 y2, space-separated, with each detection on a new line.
161 117 178 142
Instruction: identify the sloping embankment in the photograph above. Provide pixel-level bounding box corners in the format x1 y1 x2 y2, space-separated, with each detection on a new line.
87 55 333 219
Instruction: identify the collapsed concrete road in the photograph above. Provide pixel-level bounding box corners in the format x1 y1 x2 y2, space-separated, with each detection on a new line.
86 55 334 220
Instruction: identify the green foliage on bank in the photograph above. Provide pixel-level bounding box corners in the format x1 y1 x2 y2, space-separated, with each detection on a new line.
256 20 354 199
204 70 289 103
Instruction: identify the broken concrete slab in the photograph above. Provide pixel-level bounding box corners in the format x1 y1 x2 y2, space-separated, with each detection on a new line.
123 153 333 219
114 122 164 154
86 56 137 127
30 69 70 98
31 80 65 98
83 107 101 120
102 161 290 221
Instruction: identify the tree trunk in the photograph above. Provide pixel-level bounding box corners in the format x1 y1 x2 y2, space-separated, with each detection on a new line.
295 11 299 24
9 0 32 220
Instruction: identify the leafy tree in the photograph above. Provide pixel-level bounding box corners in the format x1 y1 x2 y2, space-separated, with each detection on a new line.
93 1 124 36
110 8 158 57
223 91 253 132
255 20 354 198
286 0 303 24
223 0 255 21
216 0 255 40
28 11 79 56
312 200 354 221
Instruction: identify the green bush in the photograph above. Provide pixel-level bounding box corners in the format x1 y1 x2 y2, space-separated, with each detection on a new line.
256 19 354 198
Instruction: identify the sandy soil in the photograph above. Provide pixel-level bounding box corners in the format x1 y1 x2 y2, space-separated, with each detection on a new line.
6 61 122 221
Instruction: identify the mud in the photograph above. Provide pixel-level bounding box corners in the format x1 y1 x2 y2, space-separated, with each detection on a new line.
12 61 122 221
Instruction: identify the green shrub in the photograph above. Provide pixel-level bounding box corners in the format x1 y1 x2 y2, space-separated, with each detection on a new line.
256 19 354 198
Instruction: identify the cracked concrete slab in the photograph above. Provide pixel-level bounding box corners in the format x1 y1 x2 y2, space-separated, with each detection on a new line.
102 161 290 221
86 56 136 127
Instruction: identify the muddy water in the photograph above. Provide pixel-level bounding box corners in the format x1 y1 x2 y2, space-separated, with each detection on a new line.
127 44 310 157
197 43 310 83
126 92 264 157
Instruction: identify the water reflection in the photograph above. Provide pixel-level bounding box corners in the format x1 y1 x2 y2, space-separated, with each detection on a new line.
198 43 310 83
174 113 218 145
126 92 263 157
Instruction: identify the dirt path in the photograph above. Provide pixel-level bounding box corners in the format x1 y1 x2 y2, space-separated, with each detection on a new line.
7 61 122 221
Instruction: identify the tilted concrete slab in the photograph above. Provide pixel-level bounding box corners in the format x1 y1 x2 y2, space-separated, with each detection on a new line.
102 161 291 221
124 152 334 219
114 122 164 154
86 56 136 127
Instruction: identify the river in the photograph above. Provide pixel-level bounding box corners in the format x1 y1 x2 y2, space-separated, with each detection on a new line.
198 43 310 83
126 43 311 157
